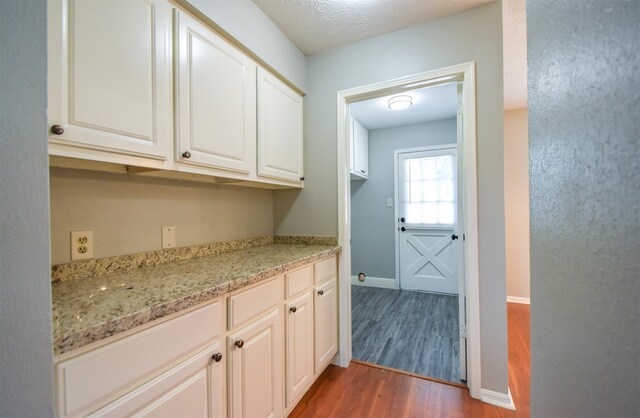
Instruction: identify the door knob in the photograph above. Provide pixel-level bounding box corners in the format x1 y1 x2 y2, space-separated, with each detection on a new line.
452 234 459 240
50 124 64 135
400 217 406 223
212 352 222 362
318 290 324 296
289 306 297 313
300 176 305 181
182 151 191 159
234 339 244 348
401 227 406 232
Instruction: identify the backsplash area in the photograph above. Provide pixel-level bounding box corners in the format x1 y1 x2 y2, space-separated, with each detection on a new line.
49 167 274 264
51 235 338 282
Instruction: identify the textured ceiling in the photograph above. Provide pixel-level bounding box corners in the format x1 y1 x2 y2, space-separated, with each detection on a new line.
252 0 495 55
502 0 527 109
349 82 458 130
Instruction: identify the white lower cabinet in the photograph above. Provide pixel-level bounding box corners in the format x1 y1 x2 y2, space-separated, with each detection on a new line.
90 343 224 418
285 291 314 408
55 255 338 418
228 309 283 418
314 277 339 374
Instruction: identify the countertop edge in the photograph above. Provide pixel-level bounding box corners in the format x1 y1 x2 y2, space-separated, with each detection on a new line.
54 246 340 357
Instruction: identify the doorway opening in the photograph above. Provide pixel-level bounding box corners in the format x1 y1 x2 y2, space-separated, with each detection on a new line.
348 83 465 384
336 62 481 398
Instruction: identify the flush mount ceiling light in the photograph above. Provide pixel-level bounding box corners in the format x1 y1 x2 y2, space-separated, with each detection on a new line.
388 95 413 110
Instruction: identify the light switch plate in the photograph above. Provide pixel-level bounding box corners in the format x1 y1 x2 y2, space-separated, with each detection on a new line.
387 198 393 207
162 226 176 249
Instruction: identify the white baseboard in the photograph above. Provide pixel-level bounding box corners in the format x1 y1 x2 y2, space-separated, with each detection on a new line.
506 296 530 305
351 275 398 289
481 388 515 410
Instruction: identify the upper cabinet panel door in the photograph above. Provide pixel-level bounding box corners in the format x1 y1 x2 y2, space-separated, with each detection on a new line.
257 68 303 183
175 10 256 174
48 0 172 159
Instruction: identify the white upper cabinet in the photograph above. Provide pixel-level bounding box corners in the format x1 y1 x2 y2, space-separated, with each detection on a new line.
257 68 304 184
48 0 172 160
350 116 369 180
174 10 257 175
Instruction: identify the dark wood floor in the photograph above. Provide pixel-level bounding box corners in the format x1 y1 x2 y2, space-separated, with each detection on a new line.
290 303 530 418
351 285 461 383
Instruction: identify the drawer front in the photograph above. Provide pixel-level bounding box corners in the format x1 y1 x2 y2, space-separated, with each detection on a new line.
314 256 337 284
57 301 222 418
285 265 313 299
228 277 282 330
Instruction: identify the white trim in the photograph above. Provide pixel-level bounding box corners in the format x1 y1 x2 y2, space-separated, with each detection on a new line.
481 388 516 410
507 296 530 305
350 276 399 289
336 62 482 398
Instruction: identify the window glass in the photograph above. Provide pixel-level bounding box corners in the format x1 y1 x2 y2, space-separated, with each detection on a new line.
403 154 455 225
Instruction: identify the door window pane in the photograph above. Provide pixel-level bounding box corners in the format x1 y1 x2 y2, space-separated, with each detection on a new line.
403 154 455 225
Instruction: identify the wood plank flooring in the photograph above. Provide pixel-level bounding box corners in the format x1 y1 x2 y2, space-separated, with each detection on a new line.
351 285 461 383
289 303 530 418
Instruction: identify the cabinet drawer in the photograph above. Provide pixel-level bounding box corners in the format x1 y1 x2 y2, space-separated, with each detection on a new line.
285 265 313 299
56 301 222 418
314 256 337 284
228 277 282 330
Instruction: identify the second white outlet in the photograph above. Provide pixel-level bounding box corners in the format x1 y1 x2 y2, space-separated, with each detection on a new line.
162 226 176 249
71 230 94 261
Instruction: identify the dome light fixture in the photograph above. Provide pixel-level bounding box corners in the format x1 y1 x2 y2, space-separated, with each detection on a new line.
388 95 413 110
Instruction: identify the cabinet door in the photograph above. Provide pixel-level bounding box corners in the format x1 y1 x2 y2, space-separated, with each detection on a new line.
175 10 256 174
48 0 171 160
89 343 225 418
356 120 369 176
229 309 283 418
285 292 313 407
349 116 356 173
257 68 303 183
352 118 368 178
314 278 338 373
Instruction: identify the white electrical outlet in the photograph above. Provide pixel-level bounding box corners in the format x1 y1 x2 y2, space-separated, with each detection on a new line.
71 230 94 261
162 226 176 249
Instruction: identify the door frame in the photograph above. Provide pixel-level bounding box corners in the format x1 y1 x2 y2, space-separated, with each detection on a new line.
393 144 460 293
335 62 482 399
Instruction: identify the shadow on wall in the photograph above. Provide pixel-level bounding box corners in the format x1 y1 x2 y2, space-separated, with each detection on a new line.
273 188 303 233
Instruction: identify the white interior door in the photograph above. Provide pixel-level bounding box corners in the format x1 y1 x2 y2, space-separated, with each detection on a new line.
396 147 460 294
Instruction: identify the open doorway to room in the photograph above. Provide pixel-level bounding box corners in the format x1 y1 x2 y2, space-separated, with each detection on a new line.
337 62 481 398
348 81 466 385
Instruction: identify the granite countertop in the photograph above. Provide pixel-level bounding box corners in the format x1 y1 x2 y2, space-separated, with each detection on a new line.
52 243 340 356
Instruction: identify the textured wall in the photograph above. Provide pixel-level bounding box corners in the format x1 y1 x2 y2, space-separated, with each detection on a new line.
50 169 274 265
528 1 640 416
0 0 55 415
504 108 530 300
274 2 509 394
351 119 456 281
189 0 307 92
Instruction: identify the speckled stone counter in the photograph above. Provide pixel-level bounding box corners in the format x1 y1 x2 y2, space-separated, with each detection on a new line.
52 243 340 356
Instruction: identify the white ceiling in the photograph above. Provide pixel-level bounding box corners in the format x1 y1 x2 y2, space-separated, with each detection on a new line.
349 82 458 130
252 0 495 56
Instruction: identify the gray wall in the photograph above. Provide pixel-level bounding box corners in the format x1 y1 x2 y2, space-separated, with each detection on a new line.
190 0 307 91
274 2 508 394
0 0 55 416
528 1 640 417
50 169 274 265
351 119 456 281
